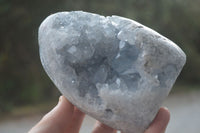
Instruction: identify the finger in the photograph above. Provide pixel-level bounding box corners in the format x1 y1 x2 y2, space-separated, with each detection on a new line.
92 121 117 133
29 96 74 133
66 107 85 133
145 107 170 133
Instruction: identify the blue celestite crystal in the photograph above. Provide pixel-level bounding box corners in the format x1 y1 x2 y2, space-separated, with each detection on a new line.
38 11 186 133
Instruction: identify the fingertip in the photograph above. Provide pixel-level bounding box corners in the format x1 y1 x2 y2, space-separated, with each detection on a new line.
159 107 170 124
145 107 170 133
44 95 74 118
162 107 170 116
59 96 73 107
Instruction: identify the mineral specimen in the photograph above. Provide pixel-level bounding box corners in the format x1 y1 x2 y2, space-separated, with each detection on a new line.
38 11 186 133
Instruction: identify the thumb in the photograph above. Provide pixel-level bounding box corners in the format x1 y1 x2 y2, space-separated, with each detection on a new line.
29 96 74 133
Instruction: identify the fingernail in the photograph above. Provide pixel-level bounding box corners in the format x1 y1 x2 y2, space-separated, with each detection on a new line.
163 107 169 111
58 96 62 104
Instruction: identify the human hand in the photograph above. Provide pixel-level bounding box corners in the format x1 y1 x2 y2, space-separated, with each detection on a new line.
29 96 170 133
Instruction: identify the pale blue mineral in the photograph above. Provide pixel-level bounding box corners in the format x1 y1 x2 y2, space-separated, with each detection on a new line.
38 11 186 133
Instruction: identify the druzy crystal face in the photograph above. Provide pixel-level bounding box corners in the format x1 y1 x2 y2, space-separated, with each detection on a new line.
38 11 186 133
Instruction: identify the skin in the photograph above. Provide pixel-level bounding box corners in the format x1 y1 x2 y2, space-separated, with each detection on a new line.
29 96 170 133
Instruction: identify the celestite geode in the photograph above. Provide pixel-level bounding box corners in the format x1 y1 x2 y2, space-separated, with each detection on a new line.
38 11 186 133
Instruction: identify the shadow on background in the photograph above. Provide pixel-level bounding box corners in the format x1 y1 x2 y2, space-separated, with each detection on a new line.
0 0 199 117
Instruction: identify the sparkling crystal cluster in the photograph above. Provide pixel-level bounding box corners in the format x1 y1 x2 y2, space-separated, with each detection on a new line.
38 11 186 133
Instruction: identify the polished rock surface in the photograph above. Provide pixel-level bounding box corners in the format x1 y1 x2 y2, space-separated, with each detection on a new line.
38 11 186 133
